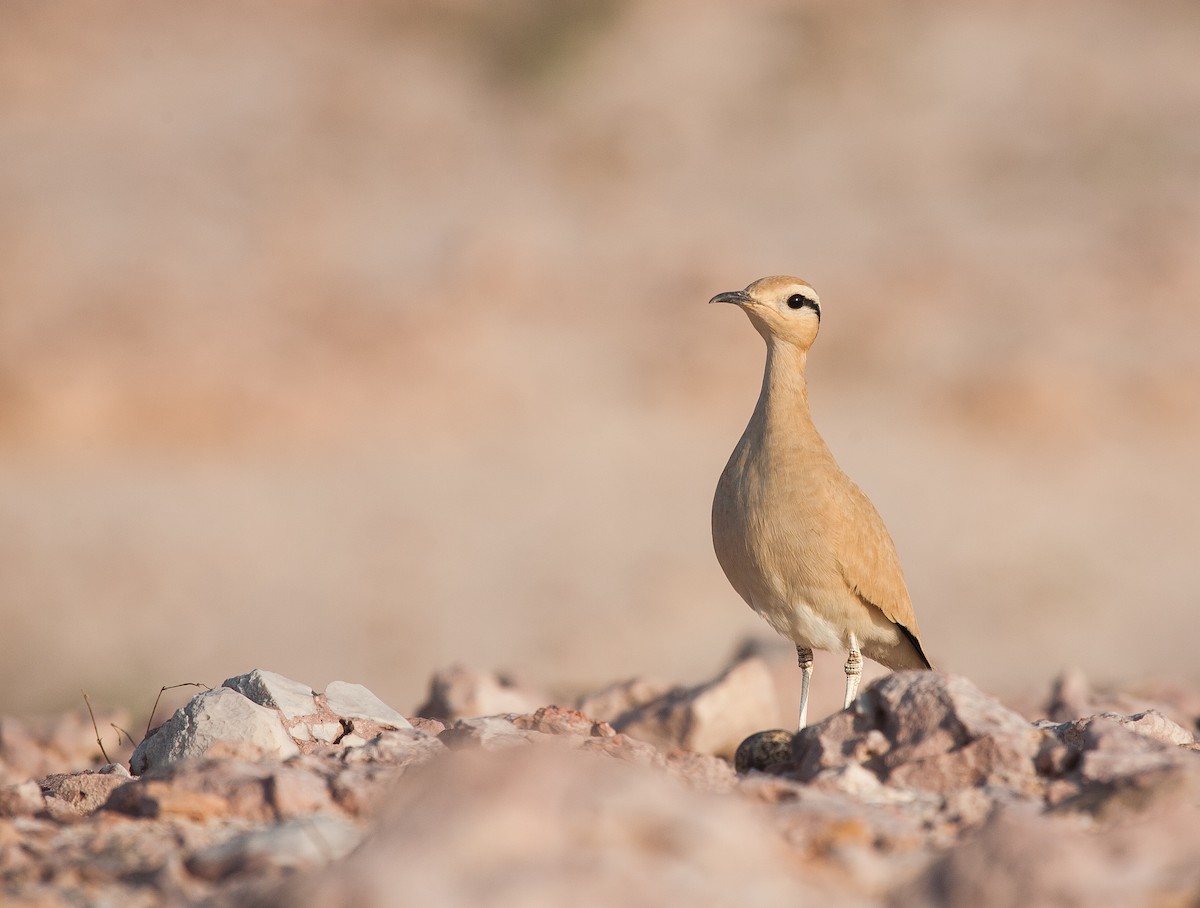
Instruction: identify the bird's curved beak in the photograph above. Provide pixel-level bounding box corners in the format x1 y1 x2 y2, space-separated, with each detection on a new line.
709 289 753 306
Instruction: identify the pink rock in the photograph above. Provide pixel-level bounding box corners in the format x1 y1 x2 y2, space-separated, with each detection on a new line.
267 765 338 819
269 745 817 907
792 672 1045 796
577 677 674 725
415 666 548 722
513 706 615 738
0 781 45 818
39 766 132 818
606 658 781 759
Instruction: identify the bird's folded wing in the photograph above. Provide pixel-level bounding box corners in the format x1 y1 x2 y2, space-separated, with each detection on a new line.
832 479 921 638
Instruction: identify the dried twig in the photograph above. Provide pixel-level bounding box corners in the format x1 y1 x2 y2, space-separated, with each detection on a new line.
82 691 111 764
143 682 212 742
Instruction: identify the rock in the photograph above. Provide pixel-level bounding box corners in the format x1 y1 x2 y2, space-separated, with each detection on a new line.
1043 667 1095 722
0 780 45 817
735 729 795 774
408 717 446 736
10 664 1200 906
1052 715 1193 789
577 733 664 769
185 815 362 881
336 728 446 768
307 722 343 743
894 792 1200 908
416 665 548 721
512 705 615 738
1044 670 1200 734
891 808 1105 908
106 778 236 821
265 746 820 908
1120 710 1196 746
438 715 545 751
324 681 411 730
223 670 320 721
107 759 279 822
792 672 1046 796
577 677 674 725
130 688 300 775
662 750 739 793
0 710 133 785
609 658 781 759
1039 709 1195 750
40 765 132 818
221 670 414 748
266 765 337 818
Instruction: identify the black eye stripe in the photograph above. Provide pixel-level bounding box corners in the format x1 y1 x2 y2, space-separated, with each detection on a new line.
786 293 819 315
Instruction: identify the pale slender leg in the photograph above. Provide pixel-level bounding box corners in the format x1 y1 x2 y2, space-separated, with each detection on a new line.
796 645 814 730
843 633 862 709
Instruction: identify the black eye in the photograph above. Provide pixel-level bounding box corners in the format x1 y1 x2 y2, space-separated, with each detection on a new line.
786 294 811 310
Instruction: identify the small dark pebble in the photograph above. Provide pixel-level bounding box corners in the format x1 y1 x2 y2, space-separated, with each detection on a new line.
734 729 795 774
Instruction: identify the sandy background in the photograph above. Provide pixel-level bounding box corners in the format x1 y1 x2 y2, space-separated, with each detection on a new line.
1 0 1198 724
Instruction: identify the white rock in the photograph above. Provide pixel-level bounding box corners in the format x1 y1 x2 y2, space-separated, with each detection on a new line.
131 687 300 775
1117 710 1196 747
308 722 343 743
223 669 319 721
324 681 411 729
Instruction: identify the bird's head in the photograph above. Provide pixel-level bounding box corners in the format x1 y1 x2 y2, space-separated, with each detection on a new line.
709 275 821 350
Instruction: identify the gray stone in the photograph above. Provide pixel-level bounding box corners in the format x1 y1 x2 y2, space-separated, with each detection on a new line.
223 669 319 721
324 681 412 730
131 687 300 775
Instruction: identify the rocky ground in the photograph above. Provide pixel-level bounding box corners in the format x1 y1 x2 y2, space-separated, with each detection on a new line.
1 663 1199 906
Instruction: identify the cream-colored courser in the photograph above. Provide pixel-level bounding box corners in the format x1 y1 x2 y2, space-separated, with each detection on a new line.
710 276 932 729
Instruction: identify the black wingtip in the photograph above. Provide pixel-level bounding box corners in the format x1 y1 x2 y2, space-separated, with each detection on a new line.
898 623 934 670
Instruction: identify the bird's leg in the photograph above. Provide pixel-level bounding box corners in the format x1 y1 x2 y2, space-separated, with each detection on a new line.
796 645 814 730
843 633 862 709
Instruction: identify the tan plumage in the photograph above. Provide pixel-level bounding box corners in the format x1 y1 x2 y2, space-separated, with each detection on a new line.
710 276 932 728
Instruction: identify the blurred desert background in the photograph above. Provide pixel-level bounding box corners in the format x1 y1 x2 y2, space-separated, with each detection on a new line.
1 0 1198 724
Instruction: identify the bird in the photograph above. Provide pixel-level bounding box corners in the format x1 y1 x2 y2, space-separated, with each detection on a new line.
710 275 932 730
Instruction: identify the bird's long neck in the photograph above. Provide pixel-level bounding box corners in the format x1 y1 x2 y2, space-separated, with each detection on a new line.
754 341 813 431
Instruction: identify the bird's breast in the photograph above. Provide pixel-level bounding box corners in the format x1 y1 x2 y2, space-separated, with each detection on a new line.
712 429 837 621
